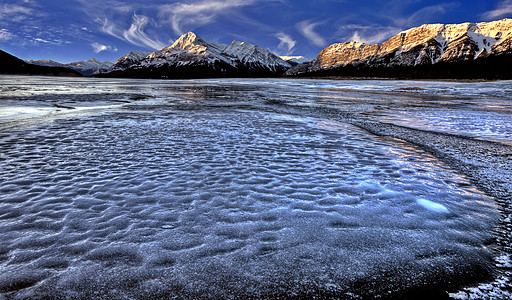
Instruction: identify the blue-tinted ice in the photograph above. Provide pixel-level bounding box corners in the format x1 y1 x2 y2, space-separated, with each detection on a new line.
0 76 506 297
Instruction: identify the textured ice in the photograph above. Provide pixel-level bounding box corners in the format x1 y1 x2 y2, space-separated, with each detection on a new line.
0 95 498 298
1 76 509 298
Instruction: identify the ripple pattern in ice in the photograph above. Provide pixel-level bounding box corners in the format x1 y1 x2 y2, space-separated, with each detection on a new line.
0 109 497 298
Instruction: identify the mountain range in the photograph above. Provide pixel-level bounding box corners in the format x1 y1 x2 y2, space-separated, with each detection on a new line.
286 18 512 79
102 32 291 78
2 18 512 79
25 58 113 76
279 56 313 65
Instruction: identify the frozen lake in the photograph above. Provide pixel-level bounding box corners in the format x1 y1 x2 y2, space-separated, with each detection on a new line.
0 76 510 298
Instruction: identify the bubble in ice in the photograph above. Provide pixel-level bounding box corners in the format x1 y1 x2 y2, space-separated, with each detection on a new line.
417 198 451 214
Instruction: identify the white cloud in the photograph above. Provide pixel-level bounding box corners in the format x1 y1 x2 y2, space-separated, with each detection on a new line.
98 15 165 50
297 20 326 47
32 37 70 46
337 25 401 45
91 42 118 53
76 0 135 15
160 0 261 35
0 29 12 41
276 32 296 54
34 38 50 43
99 18 122 39
123 14 166 50
390 3 457 28
0 4 33 21
483 0 512 20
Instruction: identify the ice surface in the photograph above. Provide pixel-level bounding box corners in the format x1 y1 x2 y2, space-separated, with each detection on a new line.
0 93 498 298
0 76 509 297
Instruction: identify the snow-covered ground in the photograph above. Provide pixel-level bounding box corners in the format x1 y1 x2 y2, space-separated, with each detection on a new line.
0 76 510 298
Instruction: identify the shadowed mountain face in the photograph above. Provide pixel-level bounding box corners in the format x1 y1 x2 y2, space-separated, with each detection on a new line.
102 32 291 79
0 50 81 77
0 50 82 76
286 19 512 79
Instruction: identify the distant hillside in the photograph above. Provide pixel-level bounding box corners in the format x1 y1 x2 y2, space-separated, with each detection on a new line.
26 58 113 76
0 50 81 77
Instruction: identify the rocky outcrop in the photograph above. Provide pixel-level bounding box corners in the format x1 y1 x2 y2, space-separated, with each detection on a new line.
286 18 512 78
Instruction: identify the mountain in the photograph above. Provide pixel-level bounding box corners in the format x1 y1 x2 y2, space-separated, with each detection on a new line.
108 51 149 72
286 19 512 79
103 32 291 79
279 56 313 65
0 50 81 77
26 58 113 76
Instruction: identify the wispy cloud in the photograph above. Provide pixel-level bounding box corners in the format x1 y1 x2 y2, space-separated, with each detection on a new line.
91 42 118 53
333 2 456 47
0 29 12 41
337 25 401 45
34 38 51 43
297 20 326 47
79 0 285 49
0 3 33 22
391 3 458 28
98 15 165 50
483 0 512 20
99 18 122 39
276 32 296 54
79 0 165 49
123 14 166 49
76 0 136 15
160 0 262 35
32 37 71 46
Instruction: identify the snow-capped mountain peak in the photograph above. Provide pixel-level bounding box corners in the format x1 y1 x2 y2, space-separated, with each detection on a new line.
109 51 149 72
141 32 230 67
164 32 226 55
222 40 291 69
279 56 314 64
105 32 290 78
171 32 204 50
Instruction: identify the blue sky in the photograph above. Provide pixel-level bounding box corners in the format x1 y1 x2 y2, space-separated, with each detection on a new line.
0 0 511 63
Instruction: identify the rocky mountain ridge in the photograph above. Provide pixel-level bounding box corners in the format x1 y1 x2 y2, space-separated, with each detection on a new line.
26 58 113 76
104 32 291 78
286 18 512 78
